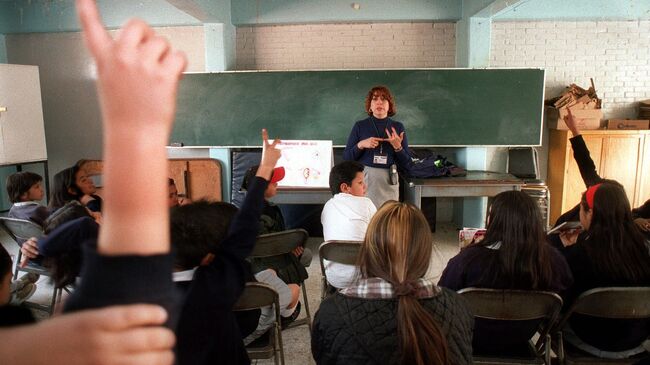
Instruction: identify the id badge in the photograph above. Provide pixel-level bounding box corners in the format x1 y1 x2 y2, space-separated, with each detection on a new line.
373 154 388 165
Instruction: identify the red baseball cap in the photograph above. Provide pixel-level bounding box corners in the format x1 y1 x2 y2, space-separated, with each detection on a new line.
270 166 285 183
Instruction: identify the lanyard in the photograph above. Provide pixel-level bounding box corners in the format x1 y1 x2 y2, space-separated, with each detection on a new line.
371 118 391 154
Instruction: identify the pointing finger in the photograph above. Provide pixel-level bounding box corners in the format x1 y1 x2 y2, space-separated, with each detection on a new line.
262 129 269 145
76 0 112 59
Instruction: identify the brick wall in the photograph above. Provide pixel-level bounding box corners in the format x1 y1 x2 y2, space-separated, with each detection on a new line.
491 20 650 119
236 22 455 70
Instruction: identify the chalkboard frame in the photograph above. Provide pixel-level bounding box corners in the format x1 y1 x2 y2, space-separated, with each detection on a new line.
172 68 545 147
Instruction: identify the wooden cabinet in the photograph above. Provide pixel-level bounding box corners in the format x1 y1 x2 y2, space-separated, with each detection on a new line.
168 159 222 201
83 159 222 202
548 130 650 223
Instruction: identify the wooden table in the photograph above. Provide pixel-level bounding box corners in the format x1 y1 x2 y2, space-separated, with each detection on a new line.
404 171 524 209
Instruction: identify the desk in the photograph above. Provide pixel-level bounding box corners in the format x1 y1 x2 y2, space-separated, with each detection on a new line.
270 188 331 205
404 171 524 209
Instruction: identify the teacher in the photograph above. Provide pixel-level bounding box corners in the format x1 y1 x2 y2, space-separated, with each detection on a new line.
343 85 411 208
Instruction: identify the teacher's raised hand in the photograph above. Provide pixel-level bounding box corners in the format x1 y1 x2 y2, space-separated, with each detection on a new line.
385 127 404 151
357 137 384 150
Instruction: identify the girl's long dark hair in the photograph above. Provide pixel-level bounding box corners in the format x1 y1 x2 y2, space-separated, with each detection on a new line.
49 166 82 211
581 182 650 282
358 201 448 365
477 190 554 289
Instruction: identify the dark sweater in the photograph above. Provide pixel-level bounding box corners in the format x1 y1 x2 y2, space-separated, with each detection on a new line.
311 288 474 365
558 239 650 351
174 176 268 365
439 244 573 353
343 116 411 169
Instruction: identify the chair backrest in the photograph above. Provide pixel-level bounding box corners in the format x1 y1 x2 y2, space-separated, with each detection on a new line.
555 287 650 331
250 229 308 258
318 240 362 275
459 287 563 344
233 282 279 311
0 217 44 243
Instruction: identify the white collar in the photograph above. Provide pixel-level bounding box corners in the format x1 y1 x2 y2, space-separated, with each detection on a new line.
173 267 197 282
13 201 40 207
486 241 502 250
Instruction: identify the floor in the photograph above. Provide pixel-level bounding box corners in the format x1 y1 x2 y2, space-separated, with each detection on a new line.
0 222 463 365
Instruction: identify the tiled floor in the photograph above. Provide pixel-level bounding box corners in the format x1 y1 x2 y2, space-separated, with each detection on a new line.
1 222 463 365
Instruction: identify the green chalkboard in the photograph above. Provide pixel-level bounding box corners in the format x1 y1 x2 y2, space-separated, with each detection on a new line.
172 69 544 147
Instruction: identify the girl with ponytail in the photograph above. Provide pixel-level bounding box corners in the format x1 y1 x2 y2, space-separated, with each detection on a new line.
311 201 473 365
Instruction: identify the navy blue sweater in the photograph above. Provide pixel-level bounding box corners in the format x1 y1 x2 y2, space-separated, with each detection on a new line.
343 116 411 169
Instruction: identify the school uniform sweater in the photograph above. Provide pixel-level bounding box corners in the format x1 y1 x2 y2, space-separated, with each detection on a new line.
343 116 411 169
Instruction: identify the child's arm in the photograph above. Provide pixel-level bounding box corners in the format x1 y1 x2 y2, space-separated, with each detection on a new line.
64 0 185 316
76 0 186 254
222 129 281 259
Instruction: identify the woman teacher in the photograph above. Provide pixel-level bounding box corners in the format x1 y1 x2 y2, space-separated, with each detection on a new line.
343 86 411 208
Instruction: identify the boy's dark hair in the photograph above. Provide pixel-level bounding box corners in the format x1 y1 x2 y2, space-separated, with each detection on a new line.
329 161 364 195
171 200 239 270
42 201 94 288
6 171 43 203
49 166 82 211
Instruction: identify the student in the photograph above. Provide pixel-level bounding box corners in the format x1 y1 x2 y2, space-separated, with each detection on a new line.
557 181 650 359
0 0 186 362
5 171 46 304
321 160 376 288
6 171 49 226
241 165 311 284
312 201 473 365
551 109 650 234
170 200 299 349
439 190 573 354
49 165 103 213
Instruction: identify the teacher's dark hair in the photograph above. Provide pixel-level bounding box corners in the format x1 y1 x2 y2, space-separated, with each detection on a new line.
365 85 396 117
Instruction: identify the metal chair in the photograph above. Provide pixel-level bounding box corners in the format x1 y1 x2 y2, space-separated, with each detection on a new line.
250 228 311 330
458 288 564 365
553 287 650 365
233 282 285 365
318 240 361 299
0 217 63 315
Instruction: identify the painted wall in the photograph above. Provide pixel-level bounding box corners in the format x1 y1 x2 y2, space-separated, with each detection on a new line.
236 22 455 70
4 26 206 183
0 0 201 33
231 0 461 25
494 0 650 21
0 35 5 63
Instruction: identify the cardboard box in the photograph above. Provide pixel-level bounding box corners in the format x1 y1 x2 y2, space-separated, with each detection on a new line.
606 119 649 130
546 107 603 130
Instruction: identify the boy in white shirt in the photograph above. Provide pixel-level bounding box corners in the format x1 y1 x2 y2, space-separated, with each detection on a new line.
321 161 377 289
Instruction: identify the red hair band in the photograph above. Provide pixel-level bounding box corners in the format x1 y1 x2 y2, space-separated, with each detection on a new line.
585 183 602 209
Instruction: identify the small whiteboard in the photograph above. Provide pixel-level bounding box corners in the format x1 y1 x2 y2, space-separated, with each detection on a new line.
276 140 333 188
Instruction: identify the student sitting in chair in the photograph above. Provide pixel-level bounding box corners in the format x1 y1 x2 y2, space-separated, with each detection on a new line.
321 161 376 289
49 164 103 214
439 190 573 354
170 200 300 347
241 165 311 285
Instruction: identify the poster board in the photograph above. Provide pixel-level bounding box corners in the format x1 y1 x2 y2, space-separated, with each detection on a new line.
276 140 333 188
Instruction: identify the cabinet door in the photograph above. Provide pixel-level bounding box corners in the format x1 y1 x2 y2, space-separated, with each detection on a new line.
601 135 643 206
169 160 189 198
187 160 221 201
637 136 650 207
562 136 603 213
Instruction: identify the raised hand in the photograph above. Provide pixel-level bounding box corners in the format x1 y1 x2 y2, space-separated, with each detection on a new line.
563 108 581 137
357 137 383 150
385 127 404 150
257 129 281 181
77 0 187 139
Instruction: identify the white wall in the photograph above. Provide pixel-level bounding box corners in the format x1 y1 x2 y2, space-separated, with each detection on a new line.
5 26 205 181
236 22 456 70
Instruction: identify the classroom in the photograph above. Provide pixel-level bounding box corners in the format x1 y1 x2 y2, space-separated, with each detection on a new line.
0 1 649 364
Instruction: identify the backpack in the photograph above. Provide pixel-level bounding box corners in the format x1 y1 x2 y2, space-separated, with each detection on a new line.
399 150 466 178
